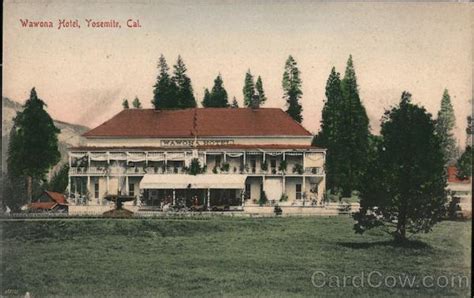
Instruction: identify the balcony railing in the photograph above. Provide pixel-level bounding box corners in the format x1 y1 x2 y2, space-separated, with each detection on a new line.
69 166 324 176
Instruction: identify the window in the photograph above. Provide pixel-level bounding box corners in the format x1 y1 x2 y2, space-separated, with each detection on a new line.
296 184 302 200
129 183 135 197
270 159 277 172
251 159 256 173
94 182 99 199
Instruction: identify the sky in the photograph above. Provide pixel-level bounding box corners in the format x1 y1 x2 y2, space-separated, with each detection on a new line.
3 1 473 147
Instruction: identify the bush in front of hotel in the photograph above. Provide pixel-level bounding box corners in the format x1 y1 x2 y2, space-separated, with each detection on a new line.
258 190 268 206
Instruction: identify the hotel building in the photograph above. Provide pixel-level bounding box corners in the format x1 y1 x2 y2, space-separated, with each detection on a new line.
67 108 326 210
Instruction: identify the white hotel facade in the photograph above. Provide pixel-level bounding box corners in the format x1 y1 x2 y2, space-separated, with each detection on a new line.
67 108 326 210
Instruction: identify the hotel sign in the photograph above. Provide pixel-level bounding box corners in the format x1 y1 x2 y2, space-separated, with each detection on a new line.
160 139 235 147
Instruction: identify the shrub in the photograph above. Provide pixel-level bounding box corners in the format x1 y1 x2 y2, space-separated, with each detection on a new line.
189 158 203 175
292 163 304 174
221 163 230 172
274 205 283 216
279 193 288 202
258 190 268 206
260 161 268 171
278 160 287 173
212 166 218 174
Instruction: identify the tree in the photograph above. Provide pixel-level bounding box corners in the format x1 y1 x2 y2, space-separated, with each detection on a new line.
255 76 267 106
354 92 446 242
132 96 142 109
456 146 472 179
172 55 196 108
202 74 229 107
282 55 303 123
339 55 370 196
201 88 211 108
435 89 457 165
122 99 129 109
313 67 345 190
242 70 255 107
231 97 239 108
152 55 178 109
7 88 61 202
47 163 69 193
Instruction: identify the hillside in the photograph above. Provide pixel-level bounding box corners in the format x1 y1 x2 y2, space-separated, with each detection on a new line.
2 96 90 173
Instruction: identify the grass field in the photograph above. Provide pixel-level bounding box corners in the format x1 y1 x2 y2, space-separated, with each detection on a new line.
1 216 471 297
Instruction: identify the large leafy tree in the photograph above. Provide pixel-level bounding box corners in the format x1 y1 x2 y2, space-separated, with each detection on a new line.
172 55 196 108
282 55 303 123
152 55 178 109
435 89 457 165
243 70 255 107
339 55 370 196
8 88 61 202
202 74 229 107
354 92 446 242
313 67 345 190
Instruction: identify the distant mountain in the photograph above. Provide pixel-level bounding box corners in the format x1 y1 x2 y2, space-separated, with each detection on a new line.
2 96 90 174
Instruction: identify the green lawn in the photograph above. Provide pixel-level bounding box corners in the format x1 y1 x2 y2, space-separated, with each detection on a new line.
1 216 471 297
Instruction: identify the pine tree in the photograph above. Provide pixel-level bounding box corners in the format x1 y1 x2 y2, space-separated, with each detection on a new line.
132 96 142 109
152 55 178 109
231 97 239 108
243 70 255 107
201 88 212 108
172 55 196 108
314 67 345 190
8 88 61 202
282 55 303 123
255 76 267 106
435 89 457 165
122 99 129 109
339 55 370 196
202 74 229 108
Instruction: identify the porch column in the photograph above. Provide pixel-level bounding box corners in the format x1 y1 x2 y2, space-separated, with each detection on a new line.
283 152 286 161
87 152 91 167
223 152 227 162
243 152 246 167
74 178 78 204
303 152 306 173
282 176 286 194
164 152 168 168
207 188 211 209
67 155 72 199
125 175 129 195
87 175 91 197
172 188 176 205
263 152 266 163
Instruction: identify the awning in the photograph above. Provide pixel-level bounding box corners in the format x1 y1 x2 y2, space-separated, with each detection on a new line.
140 174 248 189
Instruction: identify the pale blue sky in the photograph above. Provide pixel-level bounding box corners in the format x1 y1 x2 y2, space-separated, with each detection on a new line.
3 1 473 146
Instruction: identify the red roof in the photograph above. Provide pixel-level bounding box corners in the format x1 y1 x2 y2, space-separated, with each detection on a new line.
45 191 68 204
83 108 312 138
29 202 57 210
447 166 471 184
